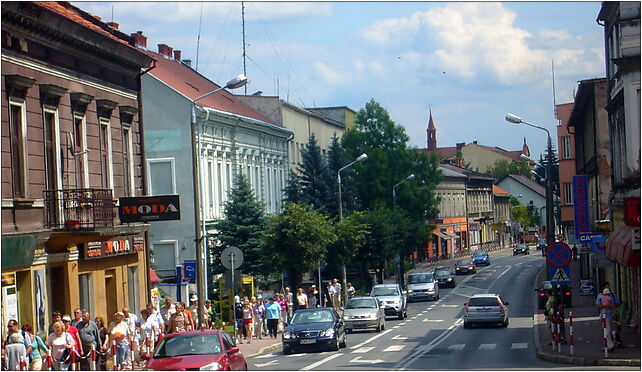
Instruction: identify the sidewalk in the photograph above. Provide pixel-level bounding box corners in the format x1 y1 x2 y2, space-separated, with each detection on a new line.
237 335 282 358
533 255 641 366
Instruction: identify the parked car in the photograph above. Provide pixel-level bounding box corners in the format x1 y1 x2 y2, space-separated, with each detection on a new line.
407 271 440 302
433 266 456 288
472 250 491 266
370 283 408 319
282 307 347 354
455 259 477 275
463 293 509 328
343 296 385 333
535 281 573 309
144 330 247 370
513 243 529 255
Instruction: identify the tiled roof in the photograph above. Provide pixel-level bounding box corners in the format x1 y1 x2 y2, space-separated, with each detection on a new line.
418 146 458 160
502 174 546 198
493 185 509 195
477 144 525 162
34 2 136 50
144 50 276 125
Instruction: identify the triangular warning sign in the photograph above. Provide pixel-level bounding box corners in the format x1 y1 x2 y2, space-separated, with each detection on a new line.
552 268 570 282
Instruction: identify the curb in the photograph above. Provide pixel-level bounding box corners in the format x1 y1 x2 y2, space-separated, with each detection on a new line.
246 341 282 358
532 264 641 367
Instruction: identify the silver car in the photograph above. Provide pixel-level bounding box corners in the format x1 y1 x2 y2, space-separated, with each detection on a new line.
370 284 408 320
463 293 510 328
343 297 385 333
406 272 439 302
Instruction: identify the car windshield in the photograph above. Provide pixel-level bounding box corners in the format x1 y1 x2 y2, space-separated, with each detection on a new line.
408 274 434 284
346 299 378 309
371 287 400 296
473 252 487 257
468 297 500 307
457 260 473 266
153 334 221 358
517 244 526 248
434 269 451 278
290 309 334 324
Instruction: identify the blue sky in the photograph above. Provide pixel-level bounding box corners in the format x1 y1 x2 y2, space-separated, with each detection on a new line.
79 1 605 161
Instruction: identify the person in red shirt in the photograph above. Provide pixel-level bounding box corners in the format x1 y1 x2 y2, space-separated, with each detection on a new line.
62 315 83 357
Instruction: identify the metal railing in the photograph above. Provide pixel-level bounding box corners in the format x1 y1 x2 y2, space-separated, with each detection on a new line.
43 188 114 230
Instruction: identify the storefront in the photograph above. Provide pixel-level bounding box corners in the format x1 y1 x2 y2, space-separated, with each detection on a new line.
426 217 467 259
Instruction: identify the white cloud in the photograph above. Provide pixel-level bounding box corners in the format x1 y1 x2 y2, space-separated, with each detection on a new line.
314 62 352 85
359 12 424 44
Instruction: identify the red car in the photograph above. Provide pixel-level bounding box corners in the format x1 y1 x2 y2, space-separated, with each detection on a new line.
144 330 247 371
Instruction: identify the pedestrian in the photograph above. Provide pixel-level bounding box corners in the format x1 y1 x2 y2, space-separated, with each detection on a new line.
139 309 160 351
46 321 75 371
168 302 190 334
48 311 62 336
159 297 176 334
180 302 195 331
103 312 132 369
22 324 47 371
265 298 281 339
61 315 83 359
204 300 217 328
145 303 165 335
596 287 621 351
71 308 82 328
324 282 334 308
189 296 208 329
572 245 578 261
94 316 108 371
276 294 288 330
5 320 30 371
77 311 102 370
285 288 294 321
242 300 254 343
333 279 342 309
233 296 245 343
347 282 356 298
121 308 138 367
296 288 308 310
253 298 265 339
308 286 318 308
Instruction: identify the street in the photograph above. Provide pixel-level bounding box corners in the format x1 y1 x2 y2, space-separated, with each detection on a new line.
246 252 611 370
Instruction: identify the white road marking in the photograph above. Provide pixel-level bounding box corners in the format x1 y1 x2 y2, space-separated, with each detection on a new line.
422 319 444 322
398 322 407 325
441 304 459 308
350 329 392 350
394 318 463 370
511 343 528 349
384 345 406 352
479 344 496 350
254 360 278 367
393 325 400 329
349 356 385 364
301 353 343 370
447 344 465 351
353 346 375 354
392 334 408 340
285 354 305 358
254 353 275 359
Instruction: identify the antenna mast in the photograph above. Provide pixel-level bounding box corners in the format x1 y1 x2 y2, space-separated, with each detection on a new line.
242 2 248 95
551 60 558 122
196 2 203 71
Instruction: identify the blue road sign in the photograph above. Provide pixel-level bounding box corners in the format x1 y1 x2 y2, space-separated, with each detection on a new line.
578 232 603 242
546 242 572 268
549 265 571 285
589 236 607 254
183 260 197 279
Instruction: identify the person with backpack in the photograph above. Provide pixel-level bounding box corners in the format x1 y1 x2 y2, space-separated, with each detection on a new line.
22 324 47 370
596 286 621 351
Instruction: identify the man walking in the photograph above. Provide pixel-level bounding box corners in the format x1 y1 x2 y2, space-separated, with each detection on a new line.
159 298 176 333
71 308 83 328
326 281 336 308
145 303 165 335
77 311 101 370
332 279 342 310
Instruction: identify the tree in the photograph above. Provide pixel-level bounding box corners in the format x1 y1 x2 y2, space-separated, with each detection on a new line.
486 159 533 181
297 134 335 214
212 173 267 276
283 170 303 204
356 208 396 286
261 203 336 288
326 134 360 216
324 211 369 279
509 196 540 229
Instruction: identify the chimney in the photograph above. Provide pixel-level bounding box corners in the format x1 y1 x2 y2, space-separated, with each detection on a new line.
106 22 119 30
472 140 478 145
173 50 182 61
157 44 173 58
182 59 192 67
131 31 147 49
456 142 465 151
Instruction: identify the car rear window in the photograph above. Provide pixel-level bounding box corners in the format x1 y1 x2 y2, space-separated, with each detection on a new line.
154 334 221 357
408 274 434 284
468 297 500 306
457 260 473 265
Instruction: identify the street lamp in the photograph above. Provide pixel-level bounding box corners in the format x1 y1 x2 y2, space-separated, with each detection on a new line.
337 153 367 306
190 74 248 329
392 173 415 288
505 113 555 248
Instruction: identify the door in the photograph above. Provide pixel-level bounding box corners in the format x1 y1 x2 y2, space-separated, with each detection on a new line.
221 332 242 370
104 270 117 320
48 267 65 316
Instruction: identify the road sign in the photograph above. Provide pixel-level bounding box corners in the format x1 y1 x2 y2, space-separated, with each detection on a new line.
590 236 607 254
579 279 595 296
589 253 614 268
183 260 196 279
549 266 570 284
220 246 243 270
546 242 572 268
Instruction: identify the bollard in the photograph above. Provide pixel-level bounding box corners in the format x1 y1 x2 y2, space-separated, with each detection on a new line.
550 315 556 350
46 348 54 371
112 341 118 371
71 348 77 371
602 313 608 358
91 344 97 371
556 318 561 353
569 311 574 355
19 355 25 371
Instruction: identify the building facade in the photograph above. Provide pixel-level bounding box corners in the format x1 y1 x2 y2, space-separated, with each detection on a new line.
1 1 153 336
555 102 577 240
493 185 511 246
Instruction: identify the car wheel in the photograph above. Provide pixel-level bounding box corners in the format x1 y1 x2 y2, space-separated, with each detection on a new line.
332 336 340 351
502 318 509 328
463 321 471 329
403 309 408 318
339 334 347 348
283 346 292 355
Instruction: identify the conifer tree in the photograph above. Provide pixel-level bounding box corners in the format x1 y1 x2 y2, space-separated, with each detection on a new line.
297 133 335 214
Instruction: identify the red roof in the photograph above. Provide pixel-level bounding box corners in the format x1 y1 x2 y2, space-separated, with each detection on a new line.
144 50 276 125
149 269 161 283
418 146 457 160
493 185 509 195
34 2 136 50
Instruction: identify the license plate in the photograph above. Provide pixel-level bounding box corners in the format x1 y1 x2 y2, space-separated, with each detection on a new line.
478 308 493 312
354 322 367 327
300 339 316 344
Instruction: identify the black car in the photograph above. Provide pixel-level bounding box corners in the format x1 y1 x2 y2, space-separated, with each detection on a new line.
535 281 572 309
433 266 456 288
513 243 529 255
282 307 347 354
455 259 477 275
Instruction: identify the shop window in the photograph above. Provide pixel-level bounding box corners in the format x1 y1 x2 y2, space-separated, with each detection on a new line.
78 273 93 315
127 267 139 313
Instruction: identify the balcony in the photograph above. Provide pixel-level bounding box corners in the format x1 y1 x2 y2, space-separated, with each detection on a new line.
43 188 114 231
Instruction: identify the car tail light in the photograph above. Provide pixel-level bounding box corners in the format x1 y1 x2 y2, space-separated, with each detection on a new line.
498 306 504 312
539 293 546 297
465 305 469 313
565 291 571 296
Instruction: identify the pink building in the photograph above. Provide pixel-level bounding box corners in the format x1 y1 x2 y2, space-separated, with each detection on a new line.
556 103 576 240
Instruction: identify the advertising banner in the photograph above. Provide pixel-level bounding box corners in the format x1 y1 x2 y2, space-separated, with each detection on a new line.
119 195 180 223
573 175 589 238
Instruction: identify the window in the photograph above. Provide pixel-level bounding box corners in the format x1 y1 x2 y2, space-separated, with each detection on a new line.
127 266 139 313
152 241 178 272
98 118 113 189
207 161 214 216
78 273 94 315
122 126 134 196
217 163 223 210
43 109 62 191
9 100 27 198
148 158 175 195
564 182 574 205
73 114 88 188
561 136 572 159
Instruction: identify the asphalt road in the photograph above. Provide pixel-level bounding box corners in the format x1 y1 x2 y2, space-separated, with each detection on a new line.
246 250 624 370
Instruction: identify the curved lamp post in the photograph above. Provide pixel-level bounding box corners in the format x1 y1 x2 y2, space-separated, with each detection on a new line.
190 74 248 329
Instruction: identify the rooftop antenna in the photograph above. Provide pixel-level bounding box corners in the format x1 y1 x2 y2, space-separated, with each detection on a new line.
242 2 248 95
196 2 203 71
111 5 114 22
551 60 558 123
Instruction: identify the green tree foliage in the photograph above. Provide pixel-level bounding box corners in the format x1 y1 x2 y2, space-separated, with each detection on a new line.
212 173 267 275
297 134 335 214
356 208 396 285
283 170 303 204
327 134 360 216
324 212 369 279
509 196 540 229
486 159 533 181
261 203 336 288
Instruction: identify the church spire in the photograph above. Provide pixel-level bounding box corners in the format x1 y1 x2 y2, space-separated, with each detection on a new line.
427 109 436 150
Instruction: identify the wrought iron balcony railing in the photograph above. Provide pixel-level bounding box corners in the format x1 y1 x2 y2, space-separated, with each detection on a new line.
43 188 114 231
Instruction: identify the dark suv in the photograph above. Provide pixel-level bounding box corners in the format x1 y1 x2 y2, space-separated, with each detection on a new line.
433 266 456 288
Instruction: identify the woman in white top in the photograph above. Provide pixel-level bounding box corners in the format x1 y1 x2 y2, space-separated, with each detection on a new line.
45 321 75 371
242 301 254 343
296 288 308 310
139 309 160 350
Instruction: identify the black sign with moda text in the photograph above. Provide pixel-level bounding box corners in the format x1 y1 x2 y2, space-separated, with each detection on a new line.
118 195 180 223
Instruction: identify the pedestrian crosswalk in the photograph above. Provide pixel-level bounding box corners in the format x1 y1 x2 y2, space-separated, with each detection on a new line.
350 342 529 354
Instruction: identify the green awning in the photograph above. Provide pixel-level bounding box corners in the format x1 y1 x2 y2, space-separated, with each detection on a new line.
1 236 36 269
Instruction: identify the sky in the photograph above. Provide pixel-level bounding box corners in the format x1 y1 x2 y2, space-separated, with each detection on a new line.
78 1 605 161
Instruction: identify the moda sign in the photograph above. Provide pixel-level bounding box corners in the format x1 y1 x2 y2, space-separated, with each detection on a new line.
118 195 180 223
82 236 144 260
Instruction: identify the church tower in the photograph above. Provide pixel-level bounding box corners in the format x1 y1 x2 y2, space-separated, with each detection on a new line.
427 109 437 150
